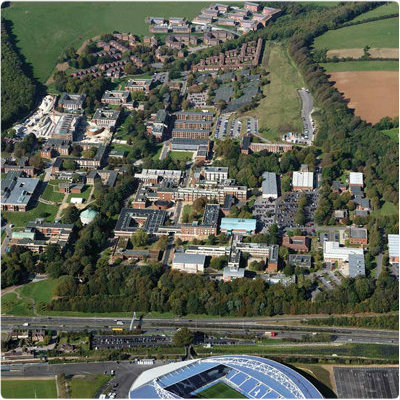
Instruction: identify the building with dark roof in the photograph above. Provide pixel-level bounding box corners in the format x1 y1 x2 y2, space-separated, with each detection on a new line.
114 208 167 237
59 93 86 111
1 176 40 211
288 254 312 268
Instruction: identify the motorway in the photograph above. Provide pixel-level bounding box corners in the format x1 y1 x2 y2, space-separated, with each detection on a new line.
2 361 159 398
2 316 398 346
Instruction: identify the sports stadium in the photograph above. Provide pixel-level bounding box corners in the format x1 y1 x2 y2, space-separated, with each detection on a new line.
129 355 323 399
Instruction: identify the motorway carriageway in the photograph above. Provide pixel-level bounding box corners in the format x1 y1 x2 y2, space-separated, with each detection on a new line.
2 316 398 345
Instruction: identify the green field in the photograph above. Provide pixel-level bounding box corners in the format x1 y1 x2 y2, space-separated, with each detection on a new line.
2 279 60 316
352 2 398 22
195 343 399 361
2 202 59 228
70 375 111 398
41 183 65 203
2 2 209 83
371 201 398 217
195 382 245 399
1 292 35 316
244 44 304 140
20 279 59 304
299 1 340 7
1 379 57 398
321 60 399 72
169 151 193 161
381 128 399 143
67 186 92 203
314 17 399 50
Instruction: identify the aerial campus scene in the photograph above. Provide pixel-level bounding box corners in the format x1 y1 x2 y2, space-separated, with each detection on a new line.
0 0 399 399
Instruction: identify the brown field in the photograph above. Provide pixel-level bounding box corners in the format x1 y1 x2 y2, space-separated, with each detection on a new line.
329 71 399 124
327 48 399 59
369 47 399 58
327 48 364 58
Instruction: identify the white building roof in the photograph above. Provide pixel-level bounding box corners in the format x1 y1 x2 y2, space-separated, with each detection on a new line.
292 171 314 189
323 241 363 262
388 234 399 258
349 172 363 186
262 172 278 197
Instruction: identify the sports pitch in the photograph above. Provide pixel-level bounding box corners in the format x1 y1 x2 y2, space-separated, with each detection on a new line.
195 382 246 399
1 378 57 399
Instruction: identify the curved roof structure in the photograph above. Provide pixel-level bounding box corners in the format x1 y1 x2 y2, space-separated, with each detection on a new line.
129 355 323 399
80 208 98 224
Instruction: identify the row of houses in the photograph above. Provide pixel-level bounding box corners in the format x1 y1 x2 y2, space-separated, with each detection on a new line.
192 38 263 72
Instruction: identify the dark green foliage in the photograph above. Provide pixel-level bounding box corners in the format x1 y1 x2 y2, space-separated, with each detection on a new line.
1 18 37 128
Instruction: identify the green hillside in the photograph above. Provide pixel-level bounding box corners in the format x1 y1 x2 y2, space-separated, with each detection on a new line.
2 1 210 83
314 17 399 50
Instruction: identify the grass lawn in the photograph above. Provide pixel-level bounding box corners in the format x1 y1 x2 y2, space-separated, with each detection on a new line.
195 343 398 361
19 279 59 304
381 128 399 143
243 43 304 140
195 382 245 399
314 17 399 50
152 144 163 161
321 60 399 72
70 375 111 398
371 201 398 217
1 292 35 316
3 202 59 228
169 151 193 161
67 186 91 203
41 182 65 203
2 2 209 84
2 279 60 316
1 230 6 243
1 378 57 398
352 2 398 22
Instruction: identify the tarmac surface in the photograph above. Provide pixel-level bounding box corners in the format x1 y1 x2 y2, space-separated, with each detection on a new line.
2 361 160 398
334 366 399 398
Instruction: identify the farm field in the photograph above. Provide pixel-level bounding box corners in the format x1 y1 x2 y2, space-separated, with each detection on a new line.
70 375 111 398
314 17 399 50
195 382 246 399
2 2 209 83
243 44 304 141
329 70 399 124
321 60 399 72
352 2 398 22
1 378 57 398
326 48 399 59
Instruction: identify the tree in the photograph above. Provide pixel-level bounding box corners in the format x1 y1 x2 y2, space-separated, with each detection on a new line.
209 255 228 270
62 205 80 224
131 229 149 248
155 235 168 251
173 327 194 347
192 197 207 214
29 153 44 170
281 175 291 193
62 159 77 171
